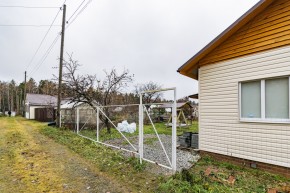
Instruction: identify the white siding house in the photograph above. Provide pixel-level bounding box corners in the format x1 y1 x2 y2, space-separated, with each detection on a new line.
199 46 290 168
178 0 290 175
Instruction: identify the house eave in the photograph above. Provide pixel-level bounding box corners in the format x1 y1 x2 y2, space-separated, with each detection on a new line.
177 0 274 79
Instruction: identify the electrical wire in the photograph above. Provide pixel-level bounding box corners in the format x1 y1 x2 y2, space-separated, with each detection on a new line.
29 0 92 75
25 7 62 70
66 0 86 22
27 0 66 77
30 33 61 76
28 0 92 78
0 24 60 27
66 0 92 30
0 6 60 9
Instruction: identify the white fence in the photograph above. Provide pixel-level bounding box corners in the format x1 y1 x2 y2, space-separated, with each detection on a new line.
74 88 177 172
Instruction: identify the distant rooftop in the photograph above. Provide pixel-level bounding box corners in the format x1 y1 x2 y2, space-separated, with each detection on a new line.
157 102 193 109
26 93 57 106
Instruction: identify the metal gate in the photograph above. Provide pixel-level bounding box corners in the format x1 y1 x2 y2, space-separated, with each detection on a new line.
75 87 177 172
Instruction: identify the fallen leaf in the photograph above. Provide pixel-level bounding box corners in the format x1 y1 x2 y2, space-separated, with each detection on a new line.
280 186 290 192
205 167 211 176
267 188 277 193
228 175 236 185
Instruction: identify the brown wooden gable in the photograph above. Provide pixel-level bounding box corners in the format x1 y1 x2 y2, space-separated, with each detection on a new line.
199 0 290 66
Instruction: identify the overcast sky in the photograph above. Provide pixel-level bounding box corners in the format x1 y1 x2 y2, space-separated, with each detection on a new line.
0 0 259 99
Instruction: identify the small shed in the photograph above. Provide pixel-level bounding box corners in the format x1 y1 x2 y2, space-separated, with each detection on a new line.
60 101 97 129
25 93 57 120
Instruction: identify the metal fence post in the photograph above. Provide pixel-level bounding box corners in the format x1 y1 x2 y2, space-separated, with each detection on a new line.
96 107 99 142
139 94 144 164
59 109 62 128
76 108 79 134
172 88 177 172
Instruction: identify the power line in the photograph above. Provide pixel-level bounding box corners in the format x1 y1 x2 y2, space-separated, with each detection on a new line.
27 0 66 78
0 6 60 9
66 0 86 22
0 24 60 27
66 0 92 30
28 0 92 76
26 7 62 70
30 33 61 76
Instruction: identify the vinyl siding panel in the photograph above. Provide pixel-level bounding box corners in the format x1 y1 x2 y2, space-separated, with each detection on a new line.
199 0 290 66
199 45 290 168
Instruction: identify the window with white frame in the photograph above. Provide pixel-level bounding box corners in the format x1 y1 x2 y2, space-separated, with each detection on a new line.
240 77 290 122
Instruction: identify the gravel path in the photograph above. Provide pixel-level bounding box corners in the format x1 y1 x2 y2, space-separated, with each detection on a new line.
105 134 200 175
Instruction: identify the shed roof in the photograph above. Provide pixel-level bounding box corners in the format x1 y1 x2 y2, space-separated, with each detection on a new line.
26 93 57 106
177 0 274 80
60 100 99 109
60 101 84 109
188 93 198 99
158 102 192 109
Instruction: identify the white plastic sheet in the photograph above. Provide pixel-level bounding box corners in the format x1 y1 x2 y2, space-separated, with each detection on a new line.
117 120 136 133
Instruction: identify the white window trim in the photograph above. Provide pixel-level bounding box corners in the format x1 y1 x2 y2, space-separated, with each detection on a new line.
289 76 290 119
261 80 265 119
240 118 290 124
239 76 290 124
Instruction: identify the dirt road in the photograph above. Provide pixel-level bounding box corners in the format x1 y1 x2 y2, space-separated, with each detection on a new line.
0 117 129 193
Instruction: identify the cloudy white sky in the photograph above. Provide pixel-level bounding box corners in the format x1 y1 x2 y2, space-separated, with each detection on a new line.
0 0 259 99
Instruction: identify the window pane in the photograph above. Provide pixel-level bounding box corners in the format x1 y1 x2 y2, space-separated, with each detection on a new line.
241 81 261 118
265 78 289 119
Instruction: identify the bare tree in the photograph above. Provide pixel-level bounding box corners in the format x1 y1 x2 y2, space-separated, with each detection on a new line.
62 55 133 133
135 81 163 109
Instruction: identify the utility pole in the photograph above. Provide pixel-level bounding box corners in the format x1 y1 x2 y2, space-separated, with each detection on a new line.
7 86 10 111
57 4 66 127
23 71 27 117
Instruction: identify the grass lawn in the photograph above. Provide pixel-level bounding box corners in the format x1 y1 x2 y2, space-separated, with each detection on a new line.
158 156 290 192
78 121 198 142
37 119 290 192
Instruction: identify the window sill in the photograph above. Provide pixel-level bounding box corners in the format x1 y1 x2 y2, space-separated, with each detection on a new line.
240 118 290 124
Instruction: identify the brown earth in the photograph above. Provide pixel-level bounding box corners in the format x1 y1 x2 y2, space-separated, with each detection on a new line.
0 117 130 193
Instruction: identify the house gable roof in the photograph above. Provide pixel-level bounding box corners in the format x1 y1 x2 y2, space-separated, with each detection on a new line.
26 93 57 106
177 0 275 80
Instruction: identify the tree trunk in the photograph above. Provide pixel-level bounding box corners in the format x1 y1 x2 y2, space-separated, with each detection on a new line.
11 88 14 112
16 88 19 115
104 118 111 133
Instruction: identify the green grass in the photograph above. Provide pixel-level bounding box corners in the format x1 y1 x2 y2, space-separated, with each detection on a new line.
37 119 289 193
39 125 160 192
78 121 198 141
158 156 290 193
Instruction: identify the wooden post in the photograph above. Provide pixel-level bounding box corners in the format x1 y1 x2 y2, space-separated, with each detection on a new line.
57 4 66 127
23 71 27 117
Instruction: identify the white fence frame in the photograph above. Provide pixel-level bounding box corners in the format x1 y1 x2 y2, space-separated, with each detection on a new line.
77 104 139 155
139 87 177 171
74 87 177 172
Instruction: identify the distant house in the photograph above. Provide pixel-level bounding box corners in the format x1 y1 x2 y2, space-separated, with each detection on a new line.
178 0 290 176
25 93 57 121
60 101 97 129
